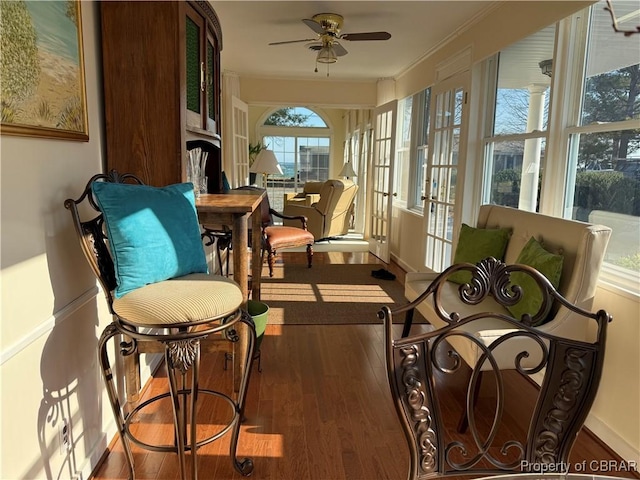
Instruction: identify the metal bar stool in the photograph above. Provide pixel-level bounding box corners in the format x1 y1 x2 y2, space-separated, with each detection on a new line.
65 171 256 480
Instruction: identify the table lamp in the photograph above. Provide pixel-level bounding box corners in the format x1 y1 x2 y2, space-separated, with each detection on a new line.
338 161 357 180
249 149 283 187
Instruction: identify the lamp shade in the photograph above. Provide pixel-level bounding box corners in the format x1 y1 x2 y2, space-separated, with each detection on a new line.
338 162 357 178
250 149 283 175
317 44 337 64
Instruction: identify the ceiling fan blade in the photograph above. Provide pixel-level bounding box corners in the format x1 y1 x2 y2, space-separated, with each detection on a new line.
302 18 325 35
340 31 391 41
269 38 317 46
333 42 348 57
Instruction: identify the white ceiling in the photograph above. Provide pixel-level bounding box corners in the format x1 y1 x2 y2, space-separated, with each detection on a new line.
212 1 499 81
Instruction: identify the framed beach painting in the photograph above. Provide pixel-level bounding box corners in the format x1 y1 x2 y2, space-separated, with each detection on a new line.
1 0 88 141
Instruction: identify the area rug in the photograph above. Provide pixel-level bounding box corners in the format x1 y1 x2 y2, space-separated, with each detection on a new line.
258 263 428 325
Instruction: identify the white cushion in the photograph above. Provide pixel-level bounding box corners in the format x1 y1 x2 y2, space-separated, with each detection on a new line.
403 205 612 371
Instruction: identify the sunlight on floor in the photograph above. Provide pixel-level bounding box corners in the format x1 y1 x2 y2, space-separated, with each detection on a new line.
261 282 393 303
317 284 394 303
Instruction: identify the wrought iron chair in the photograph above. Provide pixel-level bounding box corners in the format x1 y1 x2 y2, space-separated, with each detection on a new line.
380 258 611 480
64 171 256 480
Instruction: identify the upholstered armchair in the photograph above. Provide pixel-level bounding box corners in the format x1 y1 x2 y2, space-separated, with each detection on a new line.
283 181 324 206
283 179 358 241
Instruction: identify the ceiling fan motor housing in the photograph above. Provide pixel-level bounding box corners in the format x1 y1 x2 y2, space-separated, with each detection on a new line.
312 13 344 35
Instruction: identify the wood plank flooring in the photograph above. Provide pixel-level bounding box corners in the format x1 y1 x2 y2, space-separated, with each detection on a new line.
90 252 637 480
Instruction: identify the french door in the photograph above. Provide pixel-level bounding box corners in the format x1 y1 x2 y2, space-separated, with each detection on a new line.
368 100 397 263
230 96 249 187
422 72 470 271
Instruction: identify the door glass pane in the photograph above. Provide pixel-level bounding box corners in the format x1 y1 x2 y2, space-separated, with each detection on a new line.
454 88 464 125
264 135 330 213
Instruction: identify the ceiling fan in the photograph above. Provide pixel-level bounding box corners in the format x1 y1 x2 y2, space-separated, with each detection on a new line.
269 13 391 70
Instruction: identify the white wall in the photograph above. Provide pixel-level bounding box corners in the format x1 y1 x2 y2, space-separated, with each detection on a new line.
0 4 119 479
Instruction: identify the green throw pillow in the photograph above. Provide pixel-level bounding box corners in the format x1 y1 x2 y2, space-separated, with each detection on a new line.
507 236 563 325
92 181 208 298
448 224 511 284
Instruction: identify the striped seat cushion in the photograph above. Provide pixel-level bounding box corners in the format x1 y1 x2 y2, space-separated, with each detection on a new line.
112 273 242 326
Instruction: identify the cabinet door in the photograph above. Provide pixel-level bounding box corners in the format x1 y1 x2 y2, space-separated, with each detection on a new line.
205 29 219 133
185 3 219 136
185 4 206 133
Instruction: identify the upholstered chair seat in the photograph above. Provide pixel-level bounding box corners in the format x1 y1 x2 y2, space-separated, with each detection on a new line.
112 273 243 326
264 225 314 252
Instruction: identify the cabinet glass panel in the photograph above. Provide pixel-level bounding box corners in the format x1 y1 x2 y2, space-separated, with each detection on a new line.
186 16 200 114
207 38 215 125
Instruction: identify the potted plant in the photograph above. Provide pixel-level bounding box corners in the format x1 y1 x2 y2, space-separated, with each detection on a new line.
249 142 266 184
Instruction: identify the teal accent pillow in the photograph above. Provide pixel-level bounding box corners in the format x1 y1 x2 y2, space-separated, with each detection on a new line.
448 224 511 284
92 181 208 298
507 236 564 325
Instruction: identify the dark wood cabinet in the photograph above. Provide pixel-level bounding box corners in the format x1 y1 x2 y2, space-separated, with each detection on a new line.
100 1 222 187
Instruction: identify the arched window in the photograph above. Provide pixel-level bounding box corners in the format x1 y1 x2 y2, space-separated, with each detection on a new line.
258 107 332 212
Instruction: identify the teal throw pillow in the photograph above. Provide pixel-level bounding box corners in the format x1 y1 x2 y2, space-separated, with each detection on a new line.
92 181 208 298
507 236 563 325
448 224 511 284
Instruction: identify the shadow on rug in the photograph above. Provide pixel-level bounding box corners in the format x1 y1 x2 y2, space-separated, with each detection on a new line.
258 263 429 325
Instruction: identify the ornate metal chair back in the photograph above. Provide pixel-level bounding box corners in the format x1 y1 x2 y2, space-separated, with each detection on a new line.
64 170 144 312
380 258 611 480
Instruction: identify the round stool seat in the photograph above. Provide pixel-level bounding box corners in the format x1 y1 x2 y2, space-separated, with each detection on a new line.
113 273 243 327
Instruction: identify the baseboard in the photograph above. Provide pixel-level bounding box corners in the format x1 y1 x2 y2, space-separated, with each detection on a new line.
390 253 415 278
86 354 163 479
584 413 640 466
531 371 638 466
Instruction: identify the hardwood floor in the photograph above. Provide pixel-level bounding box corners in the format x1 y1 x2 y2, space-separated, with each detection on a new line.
90 252 637 480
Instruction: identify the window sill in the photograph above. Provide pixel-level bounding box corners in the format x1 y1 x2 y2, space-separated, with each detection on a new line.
598 264 640 300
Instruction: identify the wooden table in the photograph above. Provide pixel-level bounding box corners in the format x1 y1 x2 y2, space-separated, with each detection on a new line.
196 190 265 391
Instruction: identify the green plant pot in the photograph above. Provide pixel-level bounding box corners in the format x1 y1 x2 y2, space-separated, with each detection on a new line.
247 300 268 349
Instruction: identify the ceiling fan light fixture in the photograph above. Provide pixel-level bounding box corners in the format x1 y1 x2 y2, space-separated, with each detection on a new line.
317 44 337 64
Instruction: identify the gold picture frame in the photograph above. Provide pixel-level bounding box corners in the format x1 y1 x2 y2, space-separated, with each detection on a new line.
1 0 88 141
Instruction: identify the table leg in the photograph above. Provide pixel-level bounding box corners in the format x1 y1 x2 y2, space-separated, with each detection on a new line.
232 213 249 393
251 208 262 301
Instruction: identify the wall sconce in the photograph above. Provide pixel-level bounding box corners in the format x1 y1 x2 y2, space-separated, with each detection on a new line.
539 59 552 78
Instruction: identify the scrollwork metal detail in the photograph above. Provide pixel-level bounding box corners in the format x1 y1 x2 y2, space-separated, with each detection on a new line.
399 345 437 474
534 348 589 463
166 339 200 374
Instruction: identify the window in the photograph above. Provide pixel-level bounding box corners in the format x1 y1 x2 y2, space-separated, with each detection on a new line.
482 24 556 212
258 107 331 212
411 87 431 210
393 96 413 206
565 2 640 284
391 87 432 212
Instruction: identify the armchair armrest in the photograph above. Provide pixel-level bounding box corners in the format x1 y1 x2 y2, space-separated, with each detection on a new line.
306 194 321 206
270 208 308 230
